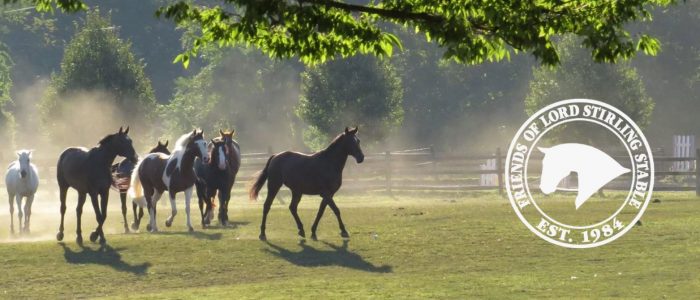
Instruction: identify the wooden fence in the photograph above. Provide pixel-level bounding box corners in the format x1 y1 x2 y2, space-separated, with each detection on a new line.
7 147 700 195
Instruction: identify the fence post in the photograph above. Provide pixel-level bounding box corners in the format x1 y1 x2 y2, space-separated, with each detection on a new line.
385 150 392 194
497 147 504 195
695 148 700 196
429 145 437 181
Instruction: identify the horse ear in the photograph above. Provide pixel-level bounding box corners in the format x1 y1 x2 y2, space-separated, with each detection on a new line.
164 140 169 147
231 129 235 136
345 127 349 134
118 126 124 134
350 126 358 134
16 151 21 158
220 129 225 137
124 126 129 135
191 129 197 136
538 147 549 154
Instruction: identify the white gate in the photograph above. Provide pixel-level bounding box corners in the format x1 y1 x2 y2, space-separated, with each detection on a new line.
480 158 497 186
673 135 695 171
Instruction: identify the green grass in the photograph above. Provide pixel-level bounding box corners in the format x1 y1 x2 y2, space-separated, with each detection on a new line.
0 191 698 299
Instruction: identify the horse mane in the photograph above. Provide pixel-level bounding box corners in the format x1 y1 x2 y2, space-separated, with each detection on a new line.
98 133 116 146
170 132 193 171
321 133 345 154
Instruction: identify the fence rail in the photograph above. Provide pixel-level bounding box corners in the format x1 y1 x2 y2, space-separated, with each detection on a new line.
5 147 700 195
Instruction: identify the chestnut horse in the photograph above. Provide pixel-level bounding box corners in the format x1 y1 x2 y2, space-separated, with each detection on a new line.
249 127 364 241
129 130 209 232
56 127 138 245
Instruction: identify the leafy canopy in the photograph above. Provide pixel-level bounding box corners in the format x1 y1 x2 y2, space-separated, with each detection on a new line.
297 55 403 149
3 0 675 66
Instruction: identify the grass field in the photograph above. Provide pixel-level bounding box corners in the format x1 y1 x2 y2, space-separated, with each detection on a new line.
0 189 698 299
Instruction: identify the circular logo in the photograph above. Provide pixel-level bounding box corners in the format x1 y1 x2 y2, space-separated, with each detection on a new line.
506 99 654 248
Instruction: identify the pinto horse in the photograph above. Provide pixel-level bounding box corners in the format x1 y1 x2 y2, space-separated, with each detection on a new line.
111 140 170 233
249 127 364 241
129 130 209 232
56 127 138 245
195 129 240 227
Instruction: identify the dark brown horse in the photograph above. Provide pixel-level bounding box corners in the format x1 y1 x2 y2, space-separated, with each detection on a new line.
195 129 241 227
56 127 138 245
249 127 364 241
129 130 209 232
111 140 170 233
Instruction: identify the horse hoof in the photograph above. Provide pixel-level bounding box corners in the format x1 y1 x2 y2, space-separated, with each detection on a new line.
298 230 306 238
76 236 83 245
340 231 350 239
146 224 152 231
165 220 173 227
56 232 64 241
311 234 318 241
259 234 267 241
99 237 107 245
131 223 140 231
89 231 99 242
188 226 194 233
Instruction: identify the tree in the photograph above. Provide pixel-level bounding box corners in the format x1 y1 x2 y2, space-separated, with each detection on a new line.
297 55 403 149
40 9 157 145
163 46 304 151
4 0 673 66
525 36 654 146
0 44 15 149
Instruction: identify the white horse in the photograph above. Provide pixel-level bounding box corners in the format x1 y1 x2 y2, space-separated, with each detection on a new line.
5 150 39 234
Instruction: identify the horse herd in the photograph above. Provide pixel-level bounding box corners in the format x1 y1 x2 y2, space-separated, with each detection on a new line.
4 126 364 245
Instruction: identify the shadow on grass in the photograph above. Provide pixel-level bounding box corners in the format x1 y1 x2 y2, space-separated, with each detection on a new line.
60 243 151 275
203 221 250 230
153 230 223 240
264 240 392 273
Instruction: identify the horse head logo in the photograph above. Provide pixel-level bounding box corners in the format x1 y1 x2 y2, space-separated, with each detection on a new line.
539 143 630 210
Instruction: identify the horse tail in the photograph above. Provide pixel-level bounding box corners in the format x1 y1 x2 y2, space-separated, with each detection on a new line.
248 155 273 201
128 158 147 208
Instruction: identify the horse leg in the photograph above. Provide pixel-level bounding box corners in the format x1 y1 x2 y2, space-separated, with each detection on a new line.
221 189 231 226
56 186 68 241
75 193 87 245
259 179 282 241
96 189 109 244
325 197 349 238
148 191 162 232
24 194 34 234
310 199 328 241
185 187 194 232
88 192 101 243
15 194 23 234
120 190 130 233
289 191 305 238
165 191 177 228
8 192 14 235
131 202 140 231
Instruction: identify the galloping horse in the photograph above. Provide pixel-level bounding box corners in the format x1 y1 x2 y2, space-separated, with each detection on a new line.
250 127 364 240
195 129 240 227
129 130 209 232
111 140 170 233
5 150 39 234
56 127 138 244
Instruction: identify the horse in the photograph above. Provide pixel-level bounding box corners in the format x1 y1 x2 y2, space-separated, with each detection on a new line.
5 150 39 234
129 129 209 232
249 127 364 241
539 143 630 209
194 129 240 227
111 140 170 233
56 127 138 245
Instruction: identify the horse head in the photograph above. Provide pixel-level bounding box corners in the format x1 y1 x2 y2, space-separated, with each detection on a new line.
343 126 364 163
149 140 171 155
539 143 631 209
101 127 138 163
209 139 228 171
187 129 209 163
16 149 32 179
